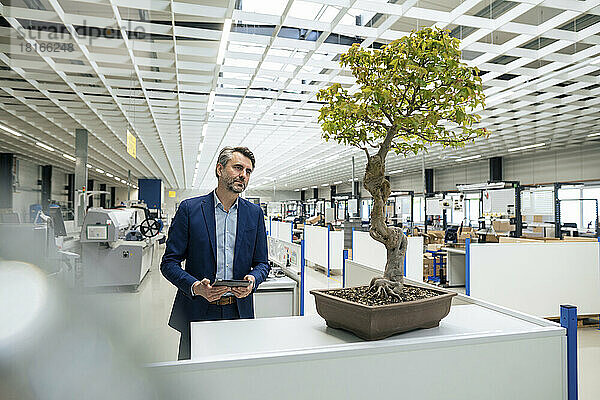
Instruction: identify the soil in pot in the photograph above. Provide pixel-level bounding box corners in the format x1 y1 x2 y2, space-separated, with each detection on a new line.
325 285 442 306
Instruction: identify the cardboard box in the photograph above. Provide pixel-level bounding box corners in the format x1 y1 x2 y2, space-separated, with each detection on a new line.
562 236 598 242
458 232 477 242
499 237 537 243
492 220 515 232
533 215 543 223
427 243 444 252
484 234 499 243
306 215 322 225
426 231 445 244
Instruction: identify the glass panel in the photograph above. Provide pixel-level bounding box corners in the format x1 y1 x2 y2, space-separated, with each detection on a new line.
560 201 581 229
582 188 600 232
469 199 480 226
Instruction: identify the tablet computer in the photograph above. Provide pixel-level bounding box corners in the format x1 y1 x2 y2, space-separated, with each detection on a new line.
212 279 252 287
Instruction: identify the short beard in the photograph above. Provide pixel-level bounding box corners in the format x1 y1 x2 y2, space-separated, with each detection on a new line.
225 176 246 193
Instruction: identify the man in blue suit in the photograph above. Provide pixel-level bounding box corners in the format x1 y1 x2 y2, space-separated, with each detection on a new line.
161 146 270 360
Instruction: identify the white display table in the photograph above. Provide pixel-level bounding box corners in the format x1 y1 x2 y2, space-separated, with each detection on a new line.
442 246 466 286
255 275 298 317
148 288 567 400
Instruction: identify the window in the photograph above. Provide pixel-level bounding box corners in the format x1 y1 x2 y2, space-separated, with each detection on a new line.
582 188 600 231
413 197 425 223
559 188 582 229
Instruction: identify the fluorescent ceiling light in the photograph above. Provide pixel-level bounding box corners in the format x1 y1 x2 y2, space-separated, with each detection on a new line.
0 123 23 137
62 153 76 161
333 181 343 185
389 169 404 174
106 173 113 178
321 183 329 187
301 187 308 190
36 142 54 152
587 133 600 137
508 143 545 152
294 189 300 192
311 185 318 189
96 168 104 174
216 19 232 65
455 155 482 162
86 163 92 168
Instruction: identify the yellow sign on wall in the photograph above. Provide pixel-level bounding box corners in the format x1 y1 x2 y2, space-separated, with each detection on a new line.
127 130 136 159
168 191 176 198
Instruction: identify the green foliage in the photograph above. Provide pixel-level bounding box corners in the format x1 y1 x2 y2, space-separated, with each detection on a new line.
317 27 489 156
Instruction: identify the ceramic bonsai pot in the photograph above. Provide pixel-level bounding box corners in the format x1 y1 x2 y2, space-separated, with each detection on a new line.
310 284 457 340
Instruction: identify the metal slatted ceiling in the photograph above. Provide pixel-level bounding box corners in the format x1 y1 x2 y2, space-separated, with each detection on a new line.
0 0 599 190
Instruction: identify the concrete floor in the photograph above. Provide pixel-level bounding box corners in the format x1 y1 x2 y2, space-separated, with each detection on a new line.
87 247 600 399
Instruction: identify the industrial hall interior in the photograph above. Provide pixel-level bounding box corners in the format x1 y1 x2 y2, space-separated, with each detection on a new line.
1 0 600 398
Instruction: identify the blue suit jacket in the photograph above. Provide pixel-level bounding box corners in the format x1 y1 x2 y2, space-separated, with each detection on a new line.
160 192 270 333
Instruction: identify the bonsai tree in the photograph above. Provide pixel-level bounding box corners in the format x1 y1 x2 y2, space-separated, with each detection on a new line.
317 27 488 300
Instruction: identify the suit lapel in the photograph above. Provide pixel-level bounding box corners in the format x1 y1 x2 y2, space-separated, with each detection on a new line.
233 199 250 276
201 194 217 263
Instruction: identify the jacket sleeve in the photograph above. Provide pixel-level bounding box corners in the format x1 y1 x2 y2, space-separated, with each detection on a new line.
160 200 198 299
248 207 270 290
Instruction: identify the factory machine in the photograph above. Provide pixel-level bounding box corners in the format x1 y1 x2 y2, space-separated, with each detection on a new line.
80 208 163 290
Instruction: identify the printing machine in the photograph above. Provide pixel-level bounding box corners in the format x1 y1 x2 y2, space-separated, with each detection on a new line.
80 208 163 290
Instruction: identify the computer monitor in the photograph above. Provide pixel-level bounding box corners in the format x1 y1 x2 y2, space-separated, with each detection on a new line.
48 206 67 237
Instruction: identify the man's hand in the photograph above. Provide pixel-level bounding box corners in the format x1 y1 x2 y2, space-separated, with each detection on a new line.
192 278 228 302
231 275 255 299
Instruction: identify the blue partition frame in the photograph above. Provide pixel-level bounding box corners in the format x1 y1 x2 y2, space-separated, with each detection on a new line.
300 239 305 316
560 304 578 400
327 225 331 277
465 238 471 296
342 249 348 288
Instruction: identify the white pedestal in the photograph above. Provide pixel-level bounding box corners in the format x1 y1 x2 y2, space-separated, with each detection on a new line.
149 286 567 400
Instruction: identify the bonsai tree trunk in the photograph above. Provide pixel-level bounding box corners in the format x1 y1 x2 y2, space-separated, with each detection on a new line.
362 130 408 300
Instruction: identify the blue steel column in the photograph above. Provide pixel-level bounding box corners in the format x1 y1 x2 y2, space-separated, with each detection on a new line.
465 238 471 296
327 225 331 277
343 249 348 288
560 305 578 400
300 239 305 316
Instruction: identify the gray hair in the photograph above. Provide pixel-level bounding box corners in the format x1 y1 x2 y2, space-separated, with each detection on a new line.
215 146 256 178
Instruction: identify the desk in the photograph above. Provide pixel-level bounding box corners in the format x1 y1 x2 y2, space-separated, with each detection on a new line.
148 289 567 400
425 249 446 283
255 275 298 317
441 247 466 286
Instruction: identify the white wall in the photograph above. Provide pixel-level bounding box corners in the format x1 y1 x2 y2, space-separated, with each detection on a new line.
262 143 600 202
9 156 136 221
13 157 41 222
113 186 139 206
244 190 300 203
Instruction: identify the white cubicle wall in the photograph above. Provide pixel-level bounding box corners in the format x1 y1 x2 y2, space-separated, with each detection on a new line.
148 283 568 400
269 220 293 243
352 230 423 281
303 225 345 274
304 225 328 268
469 241 600 317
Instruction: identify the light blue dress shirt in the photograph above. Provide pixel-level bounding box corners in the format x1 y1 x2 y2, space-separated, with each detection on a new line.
214 191 238 283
